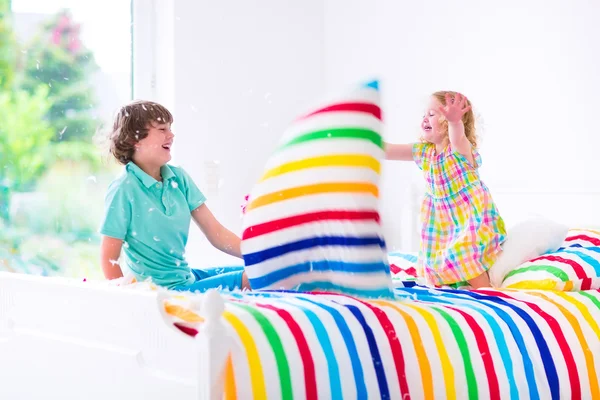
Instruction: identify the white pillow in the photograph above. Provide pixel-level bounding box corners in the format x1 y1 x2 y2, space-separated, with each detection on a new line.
488 217 569 287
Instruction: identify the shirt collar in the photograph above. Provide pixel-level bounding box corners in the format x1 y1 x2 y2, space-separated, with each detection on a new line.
126 162 176 188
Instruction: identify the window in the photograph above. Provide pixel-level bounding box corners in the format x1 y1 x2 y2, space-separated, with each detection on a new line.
0 0 133 278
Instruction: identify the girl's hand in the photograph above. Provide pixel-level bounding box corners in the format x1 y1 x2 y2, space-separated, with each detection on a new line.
438 93 471 123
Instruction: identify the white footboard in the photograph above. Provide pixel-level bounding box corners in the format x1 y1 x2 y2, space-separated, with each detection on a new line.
0 272 230 400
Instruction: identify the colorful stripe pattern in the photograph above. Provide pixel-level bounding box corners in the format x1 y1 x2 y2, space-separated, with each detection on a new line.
562 228 600 249
389 241 600 292
388 251 419 281
502 246 600 291
499 228 600 291
388 251 477 289
164 287 600 399
241 80 393 298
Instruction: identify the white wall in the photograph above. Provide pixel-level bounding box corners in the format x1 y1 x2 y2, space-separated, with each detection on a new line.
324 0 600 249
145 0 600 266
154 0 326 268
323 0 419 251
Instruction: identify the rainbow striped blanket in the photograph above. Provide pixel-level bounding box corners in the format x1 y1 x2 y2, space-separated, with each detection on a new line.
164 286 600 400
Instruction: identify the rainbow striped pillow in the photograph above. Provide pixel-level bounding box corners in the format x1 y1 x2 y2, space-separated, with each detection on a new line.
562 228 600 248
501 246 600 291
388 251 418 281
241 80 394 299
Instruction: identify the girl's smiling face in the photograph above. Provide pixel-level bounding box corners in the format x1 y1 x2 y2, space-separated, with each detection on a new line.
421 96 446 145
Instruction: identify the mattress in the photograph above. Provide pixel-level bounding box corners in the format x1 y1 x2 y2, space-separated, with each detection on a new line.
164 285 600 399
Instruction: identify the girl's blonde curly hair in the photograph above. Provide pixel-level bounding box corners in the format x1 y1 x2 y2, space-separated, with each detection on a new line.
431 91 478 148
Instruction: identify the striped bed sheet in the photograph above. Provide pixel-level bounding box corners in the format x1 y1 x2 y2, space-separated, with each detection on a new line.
164 286 600 400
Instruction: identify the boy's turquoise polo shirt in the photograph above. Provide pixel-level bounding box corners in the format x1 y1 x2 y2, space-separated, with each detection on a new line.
99 162 206 288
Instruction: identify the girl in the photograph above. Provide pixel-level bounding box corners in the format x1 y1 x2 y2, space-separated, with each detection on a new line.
99 100 251 292
385 91 506 288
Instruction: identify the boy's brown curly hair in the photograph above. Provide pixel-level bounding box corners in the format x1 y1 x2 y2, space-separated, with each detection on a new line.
108 100 173 165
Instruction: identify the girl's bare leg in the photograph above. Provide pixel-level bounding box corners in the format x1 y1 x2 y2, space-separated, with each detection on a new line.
468 271 491 289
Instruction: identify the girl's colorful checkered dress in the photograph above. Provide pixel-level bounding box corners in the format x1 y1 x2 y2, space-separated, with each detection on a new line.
413 142 506 286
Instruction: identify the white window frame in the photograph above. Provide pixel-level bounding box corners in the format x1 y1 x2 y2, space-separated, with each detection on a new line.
131 0 175 113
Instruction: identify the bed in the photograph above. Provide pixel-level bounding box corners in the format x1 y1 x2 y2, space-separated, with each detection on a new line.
2 270 600 399
165 285 600 400
3 80 600 399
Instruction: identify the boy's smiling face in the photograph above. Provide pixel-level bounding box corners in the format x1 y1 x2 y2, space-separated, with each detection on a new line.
133 121 174 167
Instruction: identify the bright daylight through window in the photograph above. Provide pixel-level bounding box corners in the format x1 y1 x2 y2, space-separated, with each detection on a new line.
0 0 132 279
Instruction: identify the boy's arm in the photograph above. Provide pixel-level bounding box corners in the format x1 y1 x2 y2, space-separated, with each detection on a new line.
100 236 124 279
191 204 242 258
384 142 414 161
